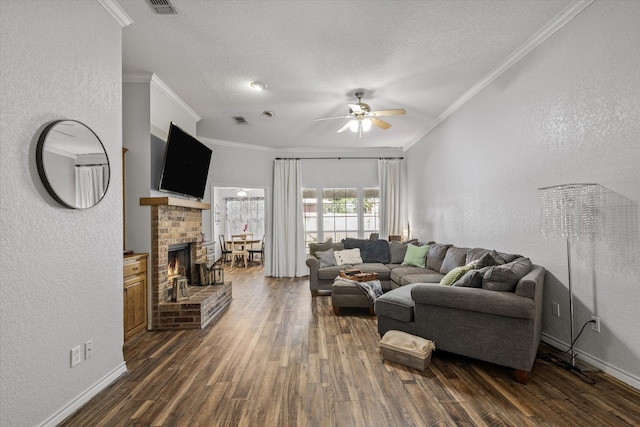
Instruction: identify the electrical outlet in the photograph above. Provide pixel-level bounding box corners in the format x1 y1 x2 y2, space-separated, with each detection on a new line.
85 340 94 359
552 302 560 317
71 346 81 367
591 316 601 333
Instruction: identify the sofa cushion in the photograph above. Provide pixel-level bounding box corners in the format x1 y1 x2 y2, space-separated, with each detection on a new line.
402 244 429 268
344 238 391 263
483 257 533 292
401 273 445 286
474 252 504 269
351 263 392 280
440 246 470 274
309 238 333 257
465 248 492 263
389 241 408 264
391 266 438 284
452 269 484 288
426 243 452 272
334 248 362 265
315 248 336 268
374 284 418 322
439 263 475 286
318 265 346 280
495 251 523 264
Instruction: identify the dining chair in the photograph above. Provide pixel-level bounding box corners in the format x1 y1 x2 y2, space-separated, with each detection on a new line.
218 234 231 263
248 234 265 265
230 237 248 267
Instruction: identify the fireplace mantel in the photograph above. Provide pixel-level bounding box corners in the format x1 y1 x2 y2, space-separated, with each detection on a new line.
140 196 210 210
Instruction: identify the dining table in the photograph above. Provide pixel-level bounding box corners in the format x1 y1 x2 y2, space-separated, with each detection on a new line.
226 238 262 248
226 237 263 266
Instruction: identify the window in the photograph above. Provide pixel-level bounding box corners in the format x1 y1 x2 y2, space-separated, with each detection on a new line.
303 187 379 248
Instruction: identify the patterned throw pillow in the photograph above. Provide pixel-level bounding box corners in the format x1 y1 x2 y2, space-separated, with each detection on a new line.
439 262 475 286
334 248 363 265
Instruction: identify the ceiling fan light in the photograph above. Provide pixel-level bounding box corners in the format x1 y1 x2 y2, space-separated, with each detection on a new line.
250 81 267 91
349 120 359 132
362 118 372 132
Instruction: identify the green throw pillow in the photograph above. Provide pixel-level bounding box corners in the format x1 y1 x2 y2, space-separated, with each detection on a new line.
440 263 475 286
401 244 429 268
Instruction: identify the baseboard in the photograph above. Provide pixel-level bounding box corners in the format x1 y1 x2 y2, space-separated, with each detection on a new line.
541 334 640 390
38 362 128 427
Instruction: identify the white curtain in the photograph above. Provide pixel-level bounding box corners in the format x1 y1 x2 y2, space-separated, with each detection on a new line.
224 197 265 238
75 165 107 208
378 159 408 240
271 159 307 277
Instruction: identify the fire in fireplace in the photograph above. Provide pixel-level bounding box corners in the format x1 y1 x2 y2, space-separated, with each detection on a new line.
168 243 192 285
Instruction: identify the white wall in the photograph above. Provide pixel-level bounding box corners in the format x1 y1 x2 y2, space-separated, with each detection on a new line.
0 1 126 426
203 141 404 274
123 81 152 254
405 0 640 388
123 74 201 254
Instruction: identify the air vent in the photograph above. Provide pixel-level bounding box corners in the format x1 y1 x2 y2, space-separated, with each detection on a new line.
233 116 249 125
144 0 178 15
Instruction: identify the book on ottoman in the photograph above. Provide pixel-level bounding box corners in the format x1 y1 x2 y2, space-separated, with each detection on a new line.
380 330 435 370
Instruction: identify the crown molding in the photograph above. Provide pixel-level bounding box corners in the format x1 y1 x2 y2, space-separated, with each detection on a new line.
122 72 153 83
403 0 594 151
198 137 274 152
98 0 133 27
122 73 202 123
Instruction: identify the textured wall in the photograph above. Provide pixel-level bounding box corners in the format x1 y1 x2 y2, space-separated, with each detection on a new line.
406 0 640 387
0 1 125 426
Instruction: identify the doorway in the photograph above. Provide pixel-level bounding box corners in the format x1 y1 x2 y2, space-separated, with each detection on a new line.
212 187 265 262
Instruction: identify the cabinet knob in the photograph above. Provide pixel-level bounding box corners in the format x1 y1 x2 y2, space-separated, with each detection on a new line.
133 267 139 271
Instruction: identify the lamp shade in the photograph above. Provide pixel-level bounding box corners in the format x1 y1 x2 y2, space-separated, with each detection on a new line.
537 183 603 240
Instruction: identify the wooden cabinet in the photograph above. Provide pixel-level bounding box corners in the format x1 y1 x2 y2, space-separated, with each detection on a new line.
124 253 148 341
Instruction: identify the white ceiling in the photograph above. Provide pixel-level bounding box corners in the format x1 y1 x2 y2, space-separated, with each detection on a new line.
119 0 577 150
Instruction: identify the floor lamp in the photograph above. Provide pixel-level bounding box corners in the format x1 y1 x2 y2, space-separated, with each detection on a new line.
537 183 602 369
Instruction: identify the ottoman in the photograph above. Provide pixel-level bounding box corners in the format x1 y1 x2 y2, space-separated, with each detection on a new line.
331 279 375 315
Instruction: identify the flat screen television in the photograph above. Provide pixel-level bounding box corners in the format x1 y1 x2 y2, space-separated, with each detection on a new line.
159 122 212 199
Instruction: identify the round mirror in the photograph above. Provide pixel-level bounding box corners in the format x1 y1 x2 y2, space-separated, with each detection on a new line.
36 120 110 209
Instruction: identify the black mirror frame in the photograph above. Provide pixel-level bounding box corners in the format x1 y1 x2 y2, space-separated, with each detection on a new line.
36 119 110 209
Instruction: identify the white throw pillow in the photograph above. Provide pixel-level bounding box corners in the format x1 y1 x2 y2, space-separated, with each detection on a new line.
334 248 363 265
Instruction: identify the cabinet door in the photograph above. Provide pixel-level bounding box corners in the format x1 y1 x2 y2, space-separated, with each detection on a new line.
124 274 146 340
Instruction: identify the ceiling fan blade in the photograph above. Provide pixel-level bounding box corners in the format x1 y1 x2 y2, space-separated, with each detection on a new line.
337 121 353 133
315 115 353 121
372 117 391 130
348 103 364 114
371 108 406 117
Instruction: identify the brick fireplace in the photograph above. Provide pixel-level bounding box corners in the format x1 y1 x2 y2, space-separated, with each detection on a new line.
141 197 232 330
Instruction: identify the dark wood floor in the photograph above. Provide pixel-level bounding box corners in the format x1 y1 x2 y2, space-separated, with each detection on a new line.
61 265 640 426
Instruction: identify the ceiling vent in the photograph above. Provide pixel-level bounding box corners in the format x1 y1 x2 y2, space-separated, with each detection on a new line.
233 116 249 125
144 0 178 15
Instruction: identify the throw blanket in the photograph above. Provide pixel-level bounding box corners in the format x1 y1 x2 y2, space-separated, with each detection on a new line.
334 277 383 303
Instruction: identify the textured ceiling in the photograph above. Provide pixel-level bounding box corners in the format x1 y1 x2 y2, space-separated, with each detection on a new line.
119 0 576 150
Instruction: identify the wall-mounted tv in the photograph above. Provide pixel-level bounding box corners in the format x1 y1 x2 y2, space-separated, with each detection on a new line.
159 122 212 199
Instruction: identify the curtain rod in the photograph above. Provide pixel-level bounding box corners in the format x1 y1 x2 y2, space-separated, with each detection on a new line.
275 157 403 160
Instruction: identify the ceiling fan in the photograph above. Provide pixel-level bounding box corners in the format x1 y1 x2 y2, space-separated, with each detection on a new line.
315 91 406 137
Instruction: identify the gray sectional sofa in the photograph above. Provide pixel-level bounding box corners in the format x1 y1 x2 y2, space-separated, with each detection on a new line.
306 238 545 383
